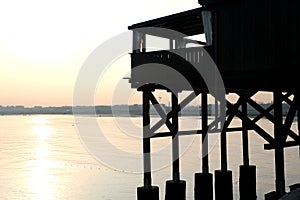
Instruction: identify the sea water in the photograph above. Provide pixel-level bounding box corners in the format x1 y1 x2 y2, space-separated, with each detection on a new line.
0 115 299 200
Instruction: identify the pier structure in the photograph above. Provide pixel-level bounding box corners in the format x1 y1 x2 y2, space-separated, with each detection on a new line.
128 0 300 199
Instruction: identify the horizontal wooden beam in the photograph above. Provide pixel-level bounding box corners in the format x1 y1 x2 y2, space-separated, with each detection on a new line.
264 140 300 150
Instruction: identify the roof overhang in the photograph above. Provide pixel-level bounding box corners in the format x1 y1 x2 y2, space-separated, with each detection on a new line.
128 7 205 37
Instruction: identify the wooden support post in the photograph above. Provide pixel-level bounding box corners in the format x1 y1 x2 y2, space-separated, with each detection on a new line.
172 92 180 182
165 92 186 200
297 92 300 158
143 91 152 187
215 98 233 200
239 92 257 200
137 90 159 200
242 96 249 166
215 99 219 129
274 91 286 196
220 98 227 172
194 92 213 200
202 92 209 174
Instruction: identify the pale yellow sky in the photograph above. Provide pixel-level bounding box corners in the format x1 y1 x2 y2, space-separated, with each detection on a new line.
0 0 272 106
0 0 202 106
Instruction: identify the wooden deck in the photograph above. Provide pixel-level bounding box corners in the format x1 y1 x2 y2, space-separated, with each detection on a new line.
130 47 300 92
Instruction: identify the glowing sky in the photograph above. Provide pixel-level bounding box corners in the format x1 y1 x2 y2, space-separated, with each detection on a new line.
0 0 202 106
0 0 272 106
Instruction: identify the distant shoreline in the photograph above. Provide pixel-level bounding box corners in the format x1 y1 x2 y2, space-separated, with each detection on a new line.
0 103 293 117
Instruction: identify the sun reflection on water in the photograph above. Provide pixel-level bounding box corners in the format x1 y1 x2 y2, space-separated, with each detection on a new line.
27 115 57 200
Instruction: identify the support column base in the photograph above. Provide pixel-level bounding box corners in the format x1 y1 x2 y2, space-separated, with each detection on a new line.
289 183 300 191
194 172 213 200
137 186 159 200
264 191 282 200
165 180 186 200
215 170 233 200
239 165 257 200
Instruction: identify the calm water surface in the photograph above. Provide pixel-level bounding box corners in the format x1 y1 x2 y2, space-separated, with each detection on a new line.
0 115 299 199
